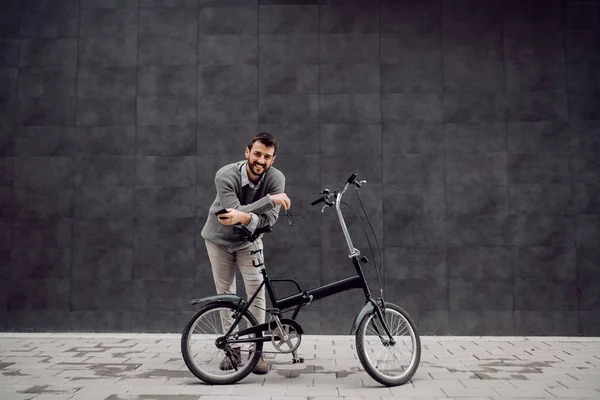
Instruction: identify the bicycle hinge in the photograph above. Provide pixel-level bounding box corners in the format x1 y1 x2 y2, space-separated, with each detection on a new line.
348 248 361 258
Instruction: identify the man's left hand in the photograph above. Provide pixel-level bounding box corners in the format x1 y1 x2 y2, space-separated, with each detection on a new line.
216 208 248 225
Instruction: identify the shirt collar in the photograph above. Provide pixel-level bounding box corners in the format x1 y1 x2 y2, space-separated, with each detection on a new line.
240 161 264 189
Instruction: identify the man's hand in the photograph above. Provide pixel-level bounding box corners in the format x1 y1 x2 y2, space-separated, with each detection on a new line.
270 193 291 210
216 209 250 225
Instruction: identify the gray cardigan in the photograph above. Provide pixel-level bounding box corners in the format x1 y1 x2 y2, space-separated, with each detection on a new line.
201 160 285 249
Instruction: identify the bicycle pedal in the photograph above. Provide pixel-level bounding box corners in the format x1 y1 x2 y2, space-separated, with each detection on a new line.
292 357 304 364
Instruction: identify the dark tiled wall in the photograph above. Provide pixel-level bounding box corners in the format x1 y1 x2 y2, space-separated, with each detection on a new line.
0 0 599 336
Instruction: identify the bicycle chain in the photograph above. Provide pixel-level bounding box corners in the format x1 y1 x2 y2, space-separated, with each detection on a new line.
232 331 302 355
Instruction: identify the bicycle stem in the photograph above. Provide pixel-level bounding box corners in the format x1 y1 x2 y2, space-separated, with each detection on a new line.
336 182 360 258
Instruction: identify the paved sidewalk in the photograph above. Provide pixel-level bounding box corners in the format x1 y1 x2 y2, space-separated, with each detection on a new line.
0 333 599 400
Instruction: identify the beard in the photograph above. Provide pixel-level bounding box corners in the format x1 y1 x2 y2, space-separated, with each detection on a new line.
249 161 268 176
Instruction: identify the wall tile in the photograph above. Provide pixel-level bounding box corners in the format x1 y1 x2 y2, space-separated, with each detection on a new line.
566 31 600 63
446 185 508 216
510 215 575 247
80 8 138 37
69 311 132 332
444 93 505 123
446 154 507 185
134 249 196 280
15 123 74 156
576 215 600 246
319 5 379 34
140 8 198 38
138 37 197 66
384 247 446 280
507 121 570 153
11 219 72 249
447 215 511 246
449 311 513 336
380 0 440 34
572 153 600 184
508 154 570 184
198 6 257 35
383 185 445 217
448 246 512 280
515 311 579 336
382 93 443 124
74 156 135 186
259 35 318 65
382 61 442 93
75 126 136 156
443 62 504 93
572 121 600 153
509 184 572 215
79 37 138 67
72 248 134 280
505 62 567 92
20 39 78 69
198 35 257 65
78 67 136 98
260 94 319 124
137 97 196 126
384 216 446 247
77 98 136 126
73 218 134 248
579 279 600 311
569 92 600 121
70 280 132 311
449 280 513 311
135 217 196 249
320 94 380 124
384 154 444 185
385 279 448 312
381 32 440 64
320 34 380 64
133 280 195 311
506 91 568 122
198 95 257 124
18 97 76 126
13 187 73 218
513 247 576 280
137 126 196 156
504 31 565 63
442 29 503 63
515 279 578 311
320 124 380 155
135 187 196 217
320 63 380 94
383 122 444 154
197 124 258 155
20 0 79 38
259 5 318 34
445 123 506 154
14 157 73 188
573 184 600 215
10 249 71 280
135 156 196 186
260 64 317 94
8 280 70 311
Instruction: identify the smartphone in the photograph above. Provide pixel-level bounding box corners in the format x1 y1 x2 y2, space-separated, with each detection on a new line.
215 209 229 218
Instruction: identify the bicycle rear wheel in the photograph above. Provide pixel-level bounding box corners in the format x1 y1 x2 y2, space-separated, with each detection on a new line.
181 301 263 385
355 302 421 386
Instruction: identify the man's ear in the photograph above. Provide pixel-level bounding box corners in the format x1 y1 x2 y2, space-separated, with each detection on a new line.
271 154 276 165
245 146 249 158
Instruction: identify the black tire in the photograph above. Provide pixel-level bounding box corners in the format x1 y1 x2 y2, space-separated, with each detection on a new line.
181 301 263 385
355 302 421 386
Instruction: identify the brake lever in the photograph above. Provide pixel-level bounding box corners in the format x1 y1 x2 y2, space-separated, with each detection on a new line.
321 205 327 213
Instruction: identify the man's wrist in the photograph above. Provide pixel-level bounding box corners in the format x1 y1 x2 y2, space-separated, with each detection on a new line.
241 212 252 225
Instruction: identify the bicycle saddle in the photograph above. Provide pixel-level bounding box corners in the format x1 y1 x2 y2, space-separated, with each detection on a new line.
233 223 273 242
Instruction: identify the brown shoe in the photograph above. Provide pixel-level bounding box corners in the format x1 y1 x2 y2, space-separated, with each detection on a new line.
252 355 269 375
219 347 241 371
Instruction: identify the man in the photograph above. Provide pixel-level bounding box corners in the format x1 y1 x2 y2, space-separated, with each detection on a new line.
201 132 291 375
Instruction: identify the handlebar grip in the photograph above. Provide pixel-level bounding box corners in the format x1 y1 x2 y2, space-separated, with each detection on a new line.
311 197 324 206
347 171 358 184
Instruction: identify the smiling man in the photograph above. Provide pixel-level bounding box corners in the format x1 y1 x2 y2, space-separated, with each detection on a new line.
200 132 290 375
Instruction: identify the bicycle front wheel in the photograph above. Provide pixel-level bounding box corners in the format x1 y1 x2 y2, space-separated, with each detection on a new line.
355 302 421 386
181 301 263 385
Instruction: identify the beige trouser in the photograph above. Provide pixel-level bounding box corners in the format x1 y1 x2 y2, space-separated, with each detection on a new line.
205 239 266 331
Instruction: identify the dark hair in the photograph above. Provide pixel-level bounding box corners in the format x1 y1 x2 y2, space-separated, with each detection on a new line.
247 132 279 154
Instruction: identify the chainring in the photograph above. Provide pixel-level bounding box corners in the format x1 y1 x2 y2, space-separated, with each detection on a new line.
270 324 302 354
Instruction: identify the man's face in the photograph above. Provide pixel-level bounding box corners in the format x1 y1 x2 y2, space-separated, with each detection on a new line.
245 141 276 178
